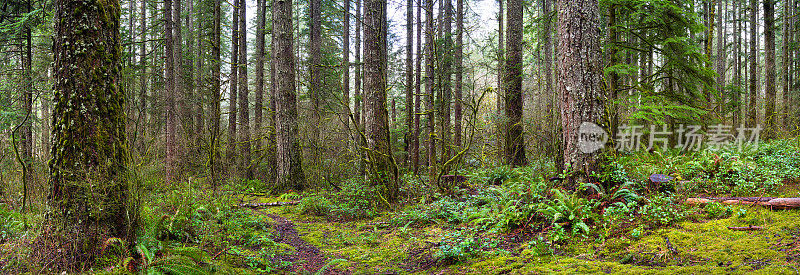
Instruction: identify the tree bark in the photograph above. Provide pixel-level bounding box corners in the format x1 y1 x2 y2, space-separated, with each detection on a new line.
504 0 525 167
309 0 322 174
355 0 362 132
425 0 437 183
764 0 776 137
49 0 132 266
364 0 399 202
440 0 453 165
748 0 758 127
238 0 251 178
496 0 504 150
413 0 422 174
227 0 239 169
211 0 222 187
174 0 185 164
255 0 266 175
715 0 726 115
405 0 414 167
165 0 178 183
454 0 463 151
343 0 351 133
557 0 604 185
781 0 791 129
273 0 307 191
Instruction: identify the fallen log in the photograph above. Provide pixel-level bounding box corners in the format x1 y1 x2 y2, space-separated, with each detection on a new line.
685 197 800 209
727 226 764 231
239 201 300 208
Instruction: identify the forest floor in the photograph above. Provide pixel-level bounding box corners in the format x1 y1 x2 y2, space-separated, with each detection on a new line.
244 192 800 274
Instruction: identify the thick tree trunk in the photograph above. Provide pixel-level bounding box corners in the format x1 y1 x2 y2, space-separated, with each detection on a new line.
440 0 453 165
238 0 251 178
764 0 776 138
413 0 422 174
504 0 525 167
49 0 131 266
606 3 618 147
557 0 604 185
715 0 725 115
364 0 399 202
273 0 307 191
174 0 185 164
227 0 239 169
705 0 715 109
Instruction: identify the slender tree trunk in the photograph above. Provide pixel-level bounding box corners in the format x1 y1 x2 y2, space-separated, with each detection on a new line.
355 0 362 132
764 0 776 137
425 0 437 182
440 0 452 164
413 0 422 174
165 0 177 183
715 0 726 116
606 3 619 146
543 0 559 170
748 0 758 127
228 0 239 168
255 0 266 174
557 0 604 185
139 0 148 141
309 0 321 175
211 0 222 187
734 0 742 127
49 0 131 266
405 0 414 167
238 0 251 178
454 0 463 150
504 0 525 167
496 0 504 152
781 0 790 129
705 0 715 108
343 0 351 132
174 0 185 164
21 23 32 165
273 0 307 191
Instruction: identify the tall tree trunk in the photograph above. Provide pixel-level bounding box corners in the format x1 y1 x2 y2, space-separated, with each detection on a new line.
413 0 422 174
364 0 399 202
255 0 266 177
174 0 185 164
543 0 559 170
425 0 437 183
748 0 758 127
211 0 222 187
139 0 148 143
504 0 525 167
309 0 321 176
764 0 776 137
228 0 239 169
21 22 33 166
440 0 452 165
496 0 504 152
273 0 307 191
606 3 619 147
355 0 362 133
405 0 414 167
49 0 131 266
557 0 604 185
715 0 726 115
454 0 463 150
165 0 178 183
705 0 715 109
781 0 790 129
734 0 742 127
343 0 351 133
238 0 251 178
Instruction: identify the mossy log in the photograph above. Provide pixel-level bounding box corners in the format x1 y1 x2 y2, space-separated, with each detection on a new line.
727 226 764 231
239 201 300 208
685 197 800 209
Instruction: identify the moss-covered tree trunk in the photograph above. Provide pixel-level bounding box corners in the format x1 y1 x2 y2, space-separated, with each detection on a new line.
49 0 131 267
364 0 399 202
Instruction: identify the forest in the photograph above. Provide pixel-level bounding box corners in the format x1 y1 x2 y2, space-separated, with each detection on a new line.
1 0 800 273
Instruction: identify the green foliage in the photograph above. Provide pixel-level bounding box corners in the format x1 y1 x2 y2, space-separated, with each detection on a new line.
297 178 379 220
703 201 733 219
639 194 685 227
434 231 480 264
0 205 22 242
539 189 596 238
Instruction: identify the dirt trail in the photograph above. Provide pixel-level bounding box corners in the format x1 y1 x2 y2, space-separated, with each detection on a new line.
266 214 328 273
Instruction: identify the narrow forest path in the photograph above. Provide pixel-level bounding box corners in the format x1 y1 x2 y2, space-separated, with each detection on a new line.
263 213 329 273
